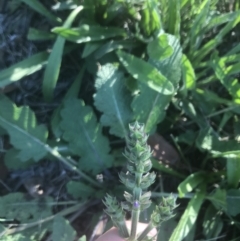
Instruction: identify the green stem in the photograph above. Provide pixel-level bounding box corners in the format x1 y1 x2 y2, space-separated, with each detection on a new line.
137 222 155 241
130 209 140 240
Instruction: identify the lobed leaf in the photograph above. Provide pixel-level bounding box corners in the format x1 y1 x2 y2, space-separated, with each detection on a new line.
60 98 113 174
4 148 34 170
94 64 133 138
51 66 85 138
0 95 48 162
0 192 53 223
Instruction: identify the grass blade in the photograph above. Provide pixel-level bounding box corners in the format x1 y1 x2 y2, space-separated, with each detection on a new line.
20 0 61 23
0 52 48 88
42 6 83 101
178 172 206 198
227 157 240 188
166 0 181 38
52 25 127 43
181 54 196 90
27 28 55 41
169 184 206 241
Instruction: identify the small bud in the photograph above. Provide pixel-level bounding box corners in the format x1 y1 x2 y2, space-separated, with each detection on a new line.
133 200 140 208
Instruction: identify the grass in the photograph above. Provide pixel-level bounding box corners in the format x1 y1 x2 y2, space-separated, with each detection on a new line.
0 0 240 241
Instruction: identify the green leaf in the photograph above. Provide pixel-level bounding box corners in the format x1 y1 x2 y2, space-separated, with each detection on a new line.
207 10 240 31
148 34 182 88
117 50 174 95
169 185 206 241
203 204 223 240
227 189 240 216
157 219 178 241
179 100 206 128
210 52 240 101
132 86 171 133
227 157 240 188
51 66 85 138
52 215 76 241
0 193 53 223
196 127 240 155
131 34 181 132
207 189 227 211
166 0 181 38
147 34 173 60
78 236 87 241
20 0 61 23
94 64 133 138
0 234 31 241
94 40 141 59
0 52 48 88
52 25 127 43
0 95 48 162
226 62 240 76
0 97 93 185
189 0 210 51
43 6 83 101
4 148 34 170
81 42 103 58
181 54 196 90
66 181 95 199
178 172 206 198
27 28 55 41
226 43 240 56
60 98 113 174
193 14 240 64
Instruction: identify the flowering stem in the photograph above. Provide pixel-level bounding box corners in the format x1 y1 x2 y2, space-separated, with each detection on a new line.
130 176 142 240
103 122 178 241
130 209 140 240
